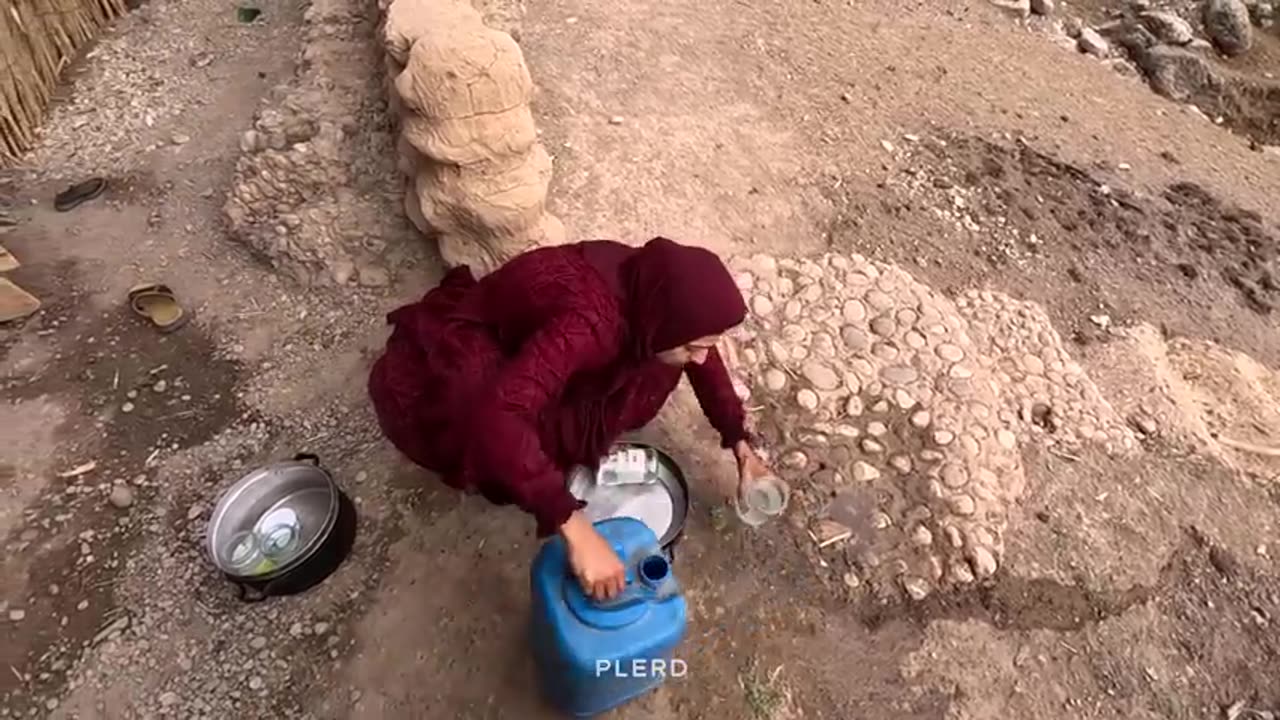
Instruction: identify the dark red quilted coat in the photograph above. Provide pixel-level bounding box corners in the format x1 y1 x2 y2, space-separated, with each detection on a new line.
367 239 749 537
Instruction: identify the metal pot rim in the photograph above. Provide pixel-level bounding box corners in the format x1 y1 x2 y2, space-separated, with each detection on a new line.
206 458 340 581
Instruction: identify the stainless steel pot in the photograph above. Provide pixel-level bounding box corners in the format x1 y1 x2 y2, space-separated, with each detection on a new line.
206 453 356 601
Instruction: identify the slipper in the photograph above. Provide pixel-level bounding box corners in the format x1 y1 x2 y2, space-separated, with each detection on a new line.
0 278 41 323
54 177 107 212
0 244 17 273
128 283 190 333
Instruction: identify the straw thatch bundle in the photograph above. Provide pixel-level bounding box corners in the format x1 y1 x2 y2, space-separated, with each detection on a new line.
1 0 127 162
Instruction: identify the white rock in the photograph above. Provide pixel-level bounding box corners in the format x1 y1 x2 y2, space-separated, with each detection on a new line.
108 485 134 509
936 343 965 362
1078 28 1110 57
751 296 775 316
910 525 934 546
902 577 931 601
933 430 956 446
889 455 913 474
796 389 820 411
9 609 25 621
867 421 888 437
949 494 977 515
842 300 867 323
802 362 841 391
763 368 788 391
996 429 1017 450
851 461 881 482
910 410 932 429
970 546 998 578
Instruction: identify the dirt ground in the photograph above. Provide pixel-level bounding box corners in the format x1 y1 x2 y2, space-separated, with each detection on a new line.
3 0 1280 718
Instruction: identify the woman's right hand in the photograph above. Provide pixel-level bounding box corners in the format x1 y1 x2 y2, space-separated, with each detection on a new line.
559 512 626 601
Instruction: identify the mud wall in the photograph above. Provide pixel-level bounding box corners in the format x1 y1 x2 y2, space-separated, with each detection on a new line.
379 0 565 276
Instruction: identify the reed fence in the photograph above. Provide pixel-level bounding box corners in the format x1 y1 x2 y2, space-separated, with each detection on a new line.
1 0 127 162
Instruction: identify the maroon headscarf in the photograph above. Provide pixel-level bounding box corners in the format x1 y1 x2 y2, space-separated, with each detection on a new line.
582 237 747 358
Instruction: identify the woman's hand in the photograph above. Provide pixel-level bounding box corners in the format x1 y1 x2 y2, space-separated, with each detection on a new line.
559 512 626 601
732 440 771 502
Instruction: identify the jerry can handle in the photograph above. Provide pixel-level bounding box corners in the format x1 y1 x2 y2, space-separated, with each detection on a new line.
589 548 678 610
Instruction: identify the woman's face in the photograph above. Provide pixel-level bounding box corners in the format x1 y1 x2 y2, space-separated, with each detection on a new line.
656 334 723 367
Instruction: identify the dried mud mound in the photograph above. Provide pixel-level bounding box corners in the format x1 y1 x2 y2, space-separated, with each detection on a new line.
719 252 1136 607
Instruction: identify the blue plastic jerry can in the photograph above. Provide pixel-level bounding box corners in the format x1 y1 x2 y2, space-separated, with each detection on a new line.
530 517 688 717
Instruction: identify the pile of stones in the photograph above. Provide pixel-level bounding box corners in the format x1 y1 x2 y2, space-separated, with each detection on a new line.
722 251 1134 603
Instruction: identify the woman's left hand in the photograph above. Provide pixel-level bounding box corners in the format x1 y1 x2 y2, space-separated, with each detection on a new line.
731 440 771 502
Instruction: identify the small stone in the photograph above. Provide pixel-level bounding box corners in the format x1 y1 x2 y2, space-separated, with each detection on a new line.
751 296 774 316
1139 10 1194 44
865 289 894 311
289 622 305 637
902 577 931 601
941 464 968 488
171 133 191 145
108 485 134 509
910 410 932 428
249 677 264 691
250 635 268 650
763 368 788 391
893 389 916 409
845 396 864 417
1077 27 1110 57
871 512 892 529
314 621 330 635
936 343 965 362
949 494 977 515
796 389 820 411
910 525 934 546
842 571 861 589
1030 0 1054 14
950 560 975 584
734 272 755 291
781 451 809 470
76 600 89 611
842 300 867 323
159 692 180 707
933 430 956 446
970 546 998 578
1203 0 1252 56
1129 414 1158 436
186 503 204 521
870 315 896 336
872 343 900 362
802 362 841 391
949 364 974 379
121 402 135 413
608 115 625 125
867 421 888 437
996 429 1017 450
851 461 881 482
889 455 913 474
840 325 871 352
1023 355 1046 375
8 609 25 621
880 365 918 385
860 438 885 454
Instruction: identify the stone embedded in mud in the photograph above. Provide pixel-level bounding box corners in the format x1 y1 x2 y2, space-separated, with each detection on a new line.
802 362 841 391
1078 27 1111 57
901 576 931 601
851 461 881 482
752 295 775 317
1203 0 1253 56
1139 10 1195 44
796 389 820 411
763 367 788 391
969 546 999 578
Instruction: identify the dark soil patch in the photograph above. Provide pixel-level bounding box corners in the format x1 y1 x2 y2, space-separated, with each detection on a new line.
847 133 1280 365
0 258 245 712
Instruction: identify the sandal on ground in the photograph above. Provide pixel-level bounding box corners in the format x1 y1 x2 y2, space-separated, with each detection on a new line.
0 244 17 273
54 177 107 212
0 278 41 323
128 283 190 333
